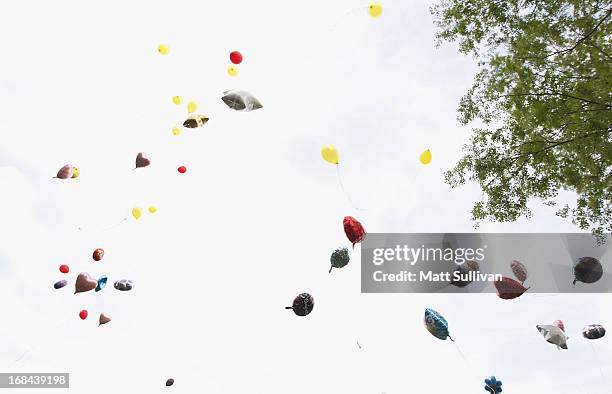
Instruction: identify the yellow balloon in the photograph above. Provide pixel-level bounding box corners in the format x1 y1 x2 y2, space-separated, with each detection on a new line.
158 44 170 55
148 206 157 214
132 207 142 220
321 145 339 165
172 96 182 105
227 66 239 77
172 126 182 136
71 167 80 178
368 2 383 18
419 149 432 165
187 101 198 113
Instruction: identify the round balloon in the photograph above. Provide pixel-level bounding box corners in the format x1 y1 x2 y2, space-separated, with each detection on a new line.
230 51 243 64
132 207 142 220
158 44 169 55
79 310 88 320
329 247 350 273
343 216 365 247
172 96 181 105
419 149 432 165
368 2 383 18
148 206 157 213
187 101 198 113
166 378 175 386
59 264 69 274
114 279 134 291
285 293 314 316
321 145 339 165
55 164 74 179
93 248 104 261
227 66 238 76
573 257 603 285
178 166 186 174
71 167 80 178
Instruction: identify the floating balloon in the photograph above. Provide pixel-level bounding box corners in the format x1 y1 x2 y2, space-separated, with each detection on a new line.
183 115 209 128
135 152 151 169
321 145 339 165
54 280 68 289
510 260 528 283
71 167 80 178
79 310 88 320
99 313 111 326
54 164 74 179
178 166 186 174
450 260 480 287
573 257 603 285
536 324 568 349
285 293 314 316
227 66 238 76
343 216 365 247
554 320 565 332
132 207 142 220
92 248 104 261
59 264 69 274
329 247 350 273
148 206 157 213
368 2 383 18
494 276 529 299
484 376 503 394
74 272 97 294
419 149 432 164
166 378 174 387
582 324 606 340
221 90 262 112
158 44 169 55
424 308 453 341
95 276 108 292
114 279 134 291
172 96 181 105
187 101 198 113
230 51 243 64
172 126 182 136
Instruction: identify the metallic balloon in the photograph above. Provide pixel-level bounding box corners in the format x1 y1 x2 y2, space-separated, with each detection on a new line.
74 272 97 294
166 378 174 386
582 324 606 340
484 376 503 393
494 276 529 299
510 260 528 283
99 313 111 326
343 216 365 248
329 247 350 273
573 257 603 285
183 115 209 128
114 279 134 291
135 152 151 169
96 276 108 292
54 280 68 289
55 164 74 179
553 320 565 332
93 248 104 261
221 90 262 112
536 324 568 349
285 293 314 316
451 260 480 287
424 308 453 341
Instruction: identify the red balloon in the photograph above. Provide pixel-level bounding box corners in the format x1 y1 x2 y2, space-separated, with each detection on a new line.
178 166 187 174
494 276 530 300
59 264 69 274
343 216 366 248
229 51 243 64
79 310 88 320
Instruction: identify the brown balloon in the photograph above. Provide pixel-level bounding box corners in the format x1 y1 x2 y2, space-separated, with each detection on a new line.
74 272 98 294
93 248 104 261
55 164 74 179
135 152 151 169
494 276 530 300
99 313 111 326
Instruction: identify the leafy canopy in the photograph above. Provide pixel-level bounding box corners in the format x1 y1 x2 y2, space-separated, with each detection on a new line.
431 0 611 236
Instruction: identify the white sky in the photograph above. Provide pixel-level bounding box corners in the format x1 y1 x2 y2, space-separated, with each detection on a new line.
0 0 610 393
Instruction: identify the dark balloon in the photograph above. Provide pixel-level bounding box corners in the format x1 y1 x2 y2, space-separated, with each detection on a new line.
54 280 68 289
451 260 480 287
114 279 134 291
221 90 262 112
343 216 365 248
582 324 606 340
494 276 529 299
166 378 174 386
285 293 314 316
573 257 603 285
329 247 350 273
183 115 209 128
135 152 151 169
93 248 104 261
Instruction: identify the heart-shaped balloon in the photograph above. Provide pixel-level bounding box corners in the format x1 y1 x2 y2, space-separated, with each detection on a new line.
99 313 111 326
135 152 151 169
74 272 97 294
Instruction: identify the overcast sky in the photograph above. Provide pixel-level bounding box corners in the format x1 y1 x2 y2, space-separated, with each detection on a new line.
0 0 610 393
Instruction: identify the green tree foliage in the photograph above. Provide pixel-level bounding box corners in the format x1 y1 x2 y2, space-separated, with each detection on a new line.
431 0 611 236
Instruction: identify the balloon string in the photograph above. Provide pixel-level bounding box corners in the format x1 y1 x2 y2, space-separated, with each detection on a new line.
78 217 128 232
451 340 488 392
336 164 365 211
